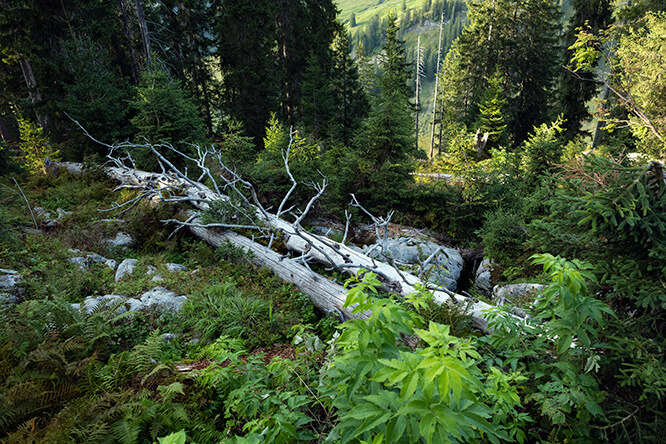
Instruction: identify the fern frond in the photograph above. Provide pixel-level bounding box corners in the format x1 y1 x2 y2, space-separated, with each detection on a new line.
0 417 40 444
130 330 165 377
111 418 141 444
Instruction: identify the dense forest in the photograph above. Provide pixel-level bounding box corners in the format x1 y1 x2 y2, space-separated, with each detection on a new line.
1 0 666 442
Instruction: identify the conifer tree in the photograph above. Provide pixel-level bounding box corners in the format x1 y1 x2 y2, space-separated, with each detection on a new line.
439 0 560 147
476 73 508 149
330 25 369 144
354 10 416 208
299 52 335 140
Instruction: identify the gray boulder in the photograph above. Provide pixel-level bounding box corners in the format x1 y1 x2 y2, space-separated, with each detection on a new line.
68 257 89 269
115 258 138 282
78 294 129 314
1 293 19 304
475 259 497 296
139 286 187 311
165 263 188 273
492 283 545 306
68 253 117 270
0 269 21 289
106 232 135 249
364 237 464 290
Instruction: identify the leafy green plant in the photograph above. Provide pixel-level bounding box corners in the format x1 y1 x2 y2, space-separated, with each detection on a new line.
479 254 613 440
319 271 516 443
16 117 59 175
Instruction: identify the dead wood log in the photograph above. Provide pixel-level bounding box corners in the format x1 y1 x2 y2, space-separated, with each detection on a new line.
58 127 502 330
187 224 356 321
88 162 496 330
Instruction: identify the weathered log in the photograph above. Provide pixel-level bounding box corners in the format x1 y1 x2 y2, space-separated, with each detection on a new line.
187 223 357 320
62 159 498 330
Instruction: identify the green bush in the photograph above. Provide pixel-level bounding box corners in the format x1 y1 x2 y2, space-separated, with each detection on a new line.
481 209 528 266
16 118 59 174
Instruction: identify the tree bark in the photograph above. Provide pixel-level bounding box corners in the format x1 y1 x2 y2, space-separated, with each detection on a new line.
0 114 13 142
18 56 48 129
119 0 140 84
134 0 152 66
188 225 357 320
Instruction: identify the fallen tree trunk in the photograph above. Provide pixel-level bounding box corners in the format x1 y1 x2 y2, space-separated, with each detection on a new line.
187 224 356 320
61 154 498 330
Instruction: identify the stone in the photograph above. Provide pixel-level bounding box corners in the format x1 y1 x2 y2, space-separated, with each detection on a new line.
68 257 89 269
475 258 497 296
87 253 107 263
106 232 135 248
492 283 545 306
151 274 165 282
139 286 187 311
104 259 118 270
364 237 464 290
0 293 18 304
75 294 144 314
0 269 21 289
79 294 128 314
165 263 188 273
115 258 138 282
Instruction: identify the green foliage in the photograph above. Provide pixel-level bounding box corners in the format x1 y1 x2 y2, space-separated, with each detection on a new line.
197 338 327 442
475 72 508 149
180 282 277 348
520 116 564 186
60 36 133 157
16 117 59 174
319 271 517 443
252 114 322 210
481 209 528 266
130 68 207 170
157 429 186 444
479 254 613 440
570 11 666 155
530 154 666 309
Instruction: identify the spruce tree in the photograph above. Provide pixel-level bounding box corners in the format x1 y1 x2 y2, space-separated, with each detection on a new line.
475 72 508 149
299 52 335 140
330 24 369 145
354 10 416 209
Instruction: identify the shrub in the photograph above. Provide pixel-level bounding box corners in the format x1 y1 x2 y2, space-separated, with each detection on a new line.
16 117 59 174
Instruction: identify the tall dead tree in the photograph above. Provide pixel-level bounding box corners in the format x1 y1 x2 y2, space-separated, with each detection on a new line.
415 36 424 153
429 13 444 161
18 57 48 129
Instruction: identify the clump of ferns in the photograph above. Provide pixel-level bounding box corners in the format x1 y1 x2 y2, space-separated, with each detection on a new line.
0 300 104 436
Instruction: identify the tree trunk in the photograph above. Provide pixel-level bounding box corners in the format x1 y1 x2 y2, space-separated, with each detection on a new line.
0 114 13 142
119 0 140 84
188 224 357 320
134 0 152 66
59 160 499 331
18 57 48 129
